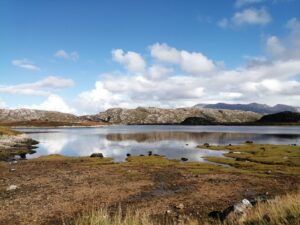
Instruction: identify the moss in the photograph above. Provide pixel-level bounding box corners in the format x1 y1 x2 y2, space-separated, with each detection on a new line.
36 154 114 165
198 144 300 176
0 149 35 161
125 155 177 166
36 144 300 176
199 144 300 165
0 126 20 136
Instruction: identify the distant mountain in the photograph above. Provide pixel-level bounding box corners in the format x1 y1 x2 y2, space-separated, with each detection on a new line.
256 111 300 124
84 107 261 125
193 103 300 114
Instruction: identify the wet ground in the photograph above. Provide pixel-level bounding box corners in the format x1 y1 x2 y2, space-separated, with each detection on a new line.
0 156 299 225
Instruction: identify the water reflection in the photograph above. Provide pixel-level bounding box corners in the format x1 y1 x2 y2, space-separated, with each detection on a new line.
17 125 300 162
106 132 256 143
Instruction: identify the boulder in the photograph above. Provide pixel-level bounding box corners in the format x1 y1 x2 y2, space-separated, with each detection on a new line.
233 199 252 215
90 153 104 158
6 185 18 191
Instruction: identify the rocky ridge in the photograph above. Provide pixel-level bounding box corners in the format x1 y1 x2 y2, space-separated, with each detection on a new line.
194 103 300 114
83 107 262 125
0 108 80 123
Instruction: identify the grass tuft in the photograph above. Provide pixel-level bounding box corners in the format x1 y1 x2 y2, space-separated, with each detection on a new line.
64 191 300 225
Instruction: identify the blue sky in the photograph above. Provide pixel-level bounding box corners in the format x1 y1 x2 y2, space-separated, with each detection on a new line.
1 0 300 114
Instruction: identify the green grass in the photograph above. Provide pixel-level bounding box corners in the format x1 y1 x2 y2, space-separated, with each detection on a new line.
37 154 114 165
197 144 300 176
38 144 300 176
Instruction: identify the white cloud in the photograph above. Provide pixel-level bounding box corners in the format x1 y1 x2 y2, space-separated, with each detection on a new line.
12 59 40 71
219 7 271 28
54 50 79 61
73 36 300 114
233 7 271 26
112 49 146 73
235 0 264 8
265 18 300 59
149 43 215 74
5 18 300 114
266 36 286 56
0 76 74 96
74 58 300 114
147 65 173 80
0 99 7 108
24 94 76 114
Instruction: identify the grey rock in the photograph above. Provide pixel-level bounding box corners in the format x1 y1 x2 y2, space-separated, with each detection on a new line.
6 185 18 191
90 153 104 158
86 107 261 125
233 199 252 214
175 203 184 210
193 102 300 114
0 108 81 123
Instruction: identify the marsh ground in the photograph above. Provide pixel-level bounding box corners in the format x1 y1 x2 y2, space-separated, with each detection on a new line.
0 145 299 225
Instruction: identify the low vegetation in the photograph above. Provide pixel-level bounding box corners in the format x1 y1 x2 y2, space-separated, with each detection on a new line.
65 190 300 225
0 126 20 136
198 143 300 175
1 127 299 224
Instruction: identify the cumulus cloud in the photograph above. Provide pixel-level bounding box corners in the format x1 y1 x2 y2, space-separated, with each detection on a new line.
219 7 271 28
112 49 146 73
24 94 76 113
5 17 300 114
54 50 79 61
266 18 300 59
12 59 40 71
149 43 215 74
0 76 74 96
73 34 300 114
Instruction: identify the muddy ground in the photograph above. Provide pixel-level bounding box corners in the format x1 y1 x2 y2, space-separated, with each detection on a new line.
0 156 299 225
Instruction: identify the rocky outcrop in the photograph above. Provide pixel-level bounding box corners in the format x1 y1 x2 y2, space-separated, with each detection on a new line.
194 103 300 114
0 108 80 123
256 111 300 124
0 133 39 160
85 107 261 125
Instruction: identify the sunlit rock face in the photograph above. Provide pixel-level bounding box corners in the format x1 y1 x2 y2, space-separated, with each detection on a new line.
86 107 261 124
0 108 81 123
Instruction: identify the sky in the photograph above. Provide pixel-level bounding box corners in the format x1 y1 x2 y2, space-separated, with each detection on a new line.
1 0 300 115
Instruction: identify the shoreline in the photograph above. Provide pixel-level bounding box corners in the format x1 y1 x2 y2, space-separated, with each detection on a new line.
1 127 299 224
1 148 299 224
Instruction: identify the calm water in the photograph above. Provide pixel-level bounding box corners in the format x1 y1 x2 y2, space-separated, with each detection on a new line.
17 125 300 162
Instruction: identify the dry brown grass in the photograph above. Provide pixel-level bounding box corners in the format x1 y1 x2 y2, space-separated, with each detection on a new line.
228 191 300 225
0 126 20 136
64 191 300 225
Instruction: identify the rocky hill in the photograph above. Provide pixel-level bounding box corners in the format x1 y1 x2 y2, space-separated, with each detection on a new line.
0 108 105 127
83 107 261 125
256 111 300 124
193 103 300 114
0 108 80 123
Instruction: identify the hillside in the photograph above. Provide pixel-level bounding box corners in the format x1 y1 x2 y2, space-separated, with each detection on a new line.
256 111 300 124
83 107 261 125
0 108 104 126
194 103 300 114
